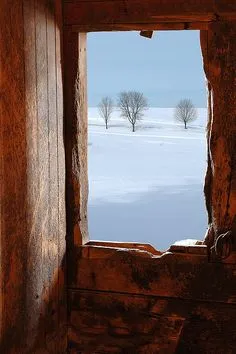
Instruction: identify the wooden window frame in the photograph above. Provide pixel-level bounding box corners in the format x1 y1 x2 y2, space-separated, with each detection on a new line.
63 3 236 350
63 0 236 261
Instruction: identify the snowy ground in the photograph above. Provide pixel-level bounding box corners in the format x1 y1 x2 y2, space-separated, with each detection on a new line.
88 108 208 251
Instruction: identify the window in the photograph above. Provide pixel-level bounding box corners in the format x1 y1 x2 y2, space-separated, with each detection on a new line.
87 31 207 251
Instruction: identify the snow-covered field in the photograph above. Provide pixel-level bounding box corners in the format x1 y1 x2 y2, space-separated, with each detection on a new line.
88 107 208 251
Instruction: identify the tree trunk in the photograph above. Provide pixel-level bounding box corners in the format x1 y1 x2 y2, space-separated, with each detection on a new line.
200 22 236 258
184 122 187 129
132 124 135 132
106 121 108 129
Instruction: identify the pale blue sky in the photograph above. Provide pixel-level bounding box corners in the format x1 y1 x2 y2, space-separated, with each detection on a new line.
87 31 207 107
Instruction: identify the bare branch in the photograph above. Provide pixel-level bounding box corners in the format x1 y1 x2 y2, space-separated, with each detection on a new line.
118 91 148 132
98 96 114 129
175 98 197 129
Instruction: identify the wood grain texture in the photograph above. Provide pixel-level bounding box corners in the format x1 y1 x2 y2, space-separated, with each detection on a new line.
68 245 236 352
63 0 236 29
63 30 89 249
68 290 236 354
201 21 236 253
70 21 209 32
87 240 162 255
0 1 28 350
0 0 66 352
55 0 67 349
69 245 236 303
68 289 236 353
68 290 184 353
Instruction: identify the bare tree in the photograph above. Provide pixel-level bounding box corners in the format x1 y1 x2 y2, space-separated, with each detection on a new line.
98 96 114 129
118 91 148 132
175 99 197 129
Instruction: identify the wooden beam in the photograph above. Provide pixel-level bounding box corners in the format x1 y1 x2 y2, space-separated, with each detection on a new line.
63 31 89 249
69 21 209 32
87 240 162 255
63 0 236 28
69 245 236 303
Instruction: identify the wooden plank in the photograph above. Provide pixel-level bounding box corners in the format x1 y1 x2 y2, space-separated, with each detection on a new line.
45 0 60 351
64 0 214 27
1 0 66 351
69 245 236 303
68 290 184 353
55 0 67 350
35 0 51 351
87 240 162 255
68 289 236 353
63 0 236 28
23 0 42 350
69 289 236 317
63 30 89 249
69 21 209 32
33 0 66 351
0 0 28 351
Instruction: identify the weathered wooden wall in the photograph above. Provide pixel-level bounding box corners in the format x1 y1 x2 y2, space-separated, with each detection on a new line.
0 0 66 352
201 21 236 256
68 243 236 352
62 2 236 352
69 289 236 353
63 0 236 31
1 0 236 352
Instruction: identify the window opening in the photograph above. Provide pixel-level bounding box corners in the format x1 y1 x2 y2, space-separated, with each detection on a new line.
87 31 207 251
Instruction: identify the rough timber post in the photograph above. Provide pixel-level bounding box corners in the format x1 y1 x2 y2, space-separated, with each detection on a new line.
63 30 89 250
200 21 236 258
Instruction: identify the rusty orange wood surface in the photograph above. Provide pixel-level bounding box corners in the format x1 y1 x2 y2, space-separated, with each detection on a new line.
0 0 66 352
68 289 236 353
63 0 236 30
64 14 236 353
63 30 89 249
69 245 236 303
201 21 236 254
68 244 236 353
